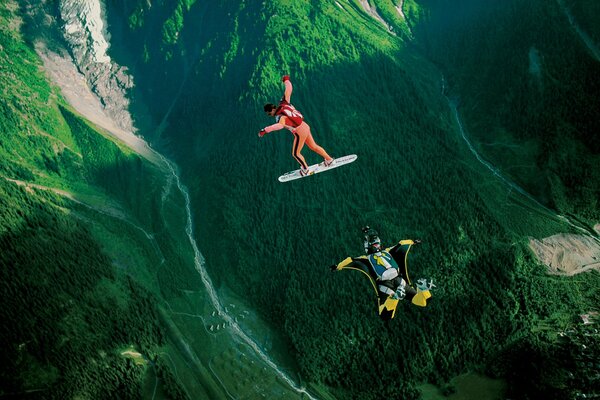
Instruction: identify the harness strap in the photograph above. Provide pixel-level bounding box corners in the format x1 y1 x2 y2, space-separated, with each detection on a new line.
378 285 396 296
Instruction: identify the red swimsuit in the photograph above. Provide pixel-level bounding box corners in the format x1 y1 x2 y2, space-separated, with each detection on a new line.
275 101 304 129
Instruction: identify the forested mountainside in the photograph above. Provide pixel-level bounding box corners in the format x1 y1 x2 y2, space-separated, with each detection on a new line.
102 1 599 399
416 0 600 224
0 4 199 398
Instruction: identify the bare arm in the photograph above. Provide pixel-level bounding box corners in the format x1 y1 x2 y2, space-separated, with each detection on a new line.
259 118 287 137
282 75 292 103
283 80 292 103
264 121 285 133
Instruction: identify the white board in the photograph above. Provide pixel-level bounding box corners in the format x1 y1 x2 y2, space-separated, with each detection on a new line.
278 154 358 183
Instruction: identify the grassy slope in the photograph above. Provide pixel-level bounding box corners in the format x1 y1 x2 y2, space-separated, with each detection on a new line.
0 3 202 398
106 1 599 399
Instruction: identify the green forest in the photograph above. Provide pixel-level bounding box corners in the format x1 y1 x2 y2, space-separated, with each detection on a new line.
104 0 600 399
418 0 600 223
0 3 199 398
1 0 599 399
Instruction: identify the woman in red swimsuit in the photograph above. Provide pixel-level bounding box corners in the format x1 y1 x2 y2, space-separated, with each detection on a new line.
259 75 334 176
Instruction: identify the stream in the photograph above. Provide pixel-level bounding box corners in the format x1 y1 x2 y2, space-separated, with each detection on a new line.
157 154 319 400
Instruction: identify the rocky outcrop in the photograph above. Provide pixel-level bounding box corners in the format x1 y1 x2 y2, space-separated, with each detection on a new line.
59 0 135 132
530 234 600 276
358 0 395 35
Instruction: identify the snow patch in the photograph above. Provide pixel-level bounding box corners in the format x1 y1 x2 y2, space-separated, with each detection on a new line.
58 0 135 133
60 0 111 64
395 0 414 37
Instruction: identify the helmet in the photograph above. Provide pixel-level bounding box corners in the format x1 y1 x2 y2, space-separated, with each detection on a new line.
362 226 382 254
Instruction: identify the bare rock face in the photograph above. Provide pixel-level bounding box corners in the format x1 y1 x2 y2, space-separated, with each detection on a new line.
530 234 600 276
358 0 395 35
59 0 135 132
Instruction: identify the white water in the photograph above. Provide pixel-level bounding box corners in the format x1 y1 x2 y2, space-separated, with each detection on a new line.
138 27 317 395
156 154 319 400
48 3 319 392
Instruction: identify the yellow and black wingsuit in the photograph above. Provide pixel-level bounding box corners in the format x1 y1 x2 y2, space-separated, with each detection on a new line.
332 240 431 320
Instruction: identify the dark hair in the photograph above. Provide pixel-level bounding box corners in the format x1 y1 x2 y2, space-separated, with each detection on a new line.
264 103 276 112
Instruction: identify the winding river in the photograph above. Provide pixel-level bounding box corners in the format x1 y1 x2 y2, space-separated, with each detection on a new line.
158 154 319 400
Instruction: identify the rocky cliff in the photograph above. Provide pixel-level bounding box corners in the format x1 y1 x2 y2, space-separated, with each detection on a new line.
58 0 134 132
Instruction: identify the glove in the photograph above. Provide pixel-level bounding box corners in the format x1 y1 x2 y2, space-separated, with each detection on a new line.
329 264 338 272
258 129 266 137
282 75 290 82
392 285 406 300
414 239 422 244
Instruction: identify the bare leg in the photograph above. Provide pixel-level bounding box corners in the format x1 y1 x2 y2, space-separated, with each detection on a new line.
291 130 308 170
299 123 332 161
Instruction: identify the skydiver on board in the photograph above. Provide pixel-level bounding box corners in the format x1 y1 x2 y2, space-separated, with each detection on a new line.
259 75 335 176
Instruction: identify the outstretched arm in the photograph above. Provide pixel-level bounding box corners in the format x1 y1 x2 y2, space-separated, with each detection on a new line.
330 256 369 271
258 117 287 137
388 239 419 259
282 75 292 103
